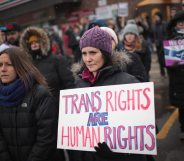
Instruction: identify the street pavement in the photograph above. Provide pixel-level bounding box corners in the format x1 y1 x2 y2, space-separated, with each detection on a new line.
149 53 184 161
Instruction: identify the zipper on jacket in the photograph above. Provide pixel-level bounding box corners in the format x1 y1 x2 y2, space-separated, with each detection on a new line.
15 106 21 161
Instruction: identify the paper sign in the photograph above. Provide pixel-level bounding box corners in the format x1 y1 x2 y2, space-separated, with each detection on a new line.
95 5 113 19
163 39 184 66
117 2 128 17
57 82 157 155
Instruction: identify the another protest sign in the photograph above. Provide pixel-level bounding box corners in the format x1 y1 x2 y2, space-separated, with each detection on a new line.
163 39 184 66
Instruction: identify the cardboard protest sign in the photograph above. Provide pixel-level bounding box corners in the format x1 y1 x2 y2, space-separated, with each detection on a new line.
57 82 157 155
163 39 184 66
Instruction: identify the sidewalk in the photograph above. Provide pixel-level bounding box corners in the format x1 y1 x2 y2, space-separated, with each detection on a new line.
149 53 169 87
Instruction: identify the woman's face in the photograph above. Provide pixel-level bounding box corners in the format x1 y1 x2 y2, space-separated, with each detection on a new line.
30 41 40 51
176 21 184 30
82 47 105 77
124 33 136 43
0 53 17 84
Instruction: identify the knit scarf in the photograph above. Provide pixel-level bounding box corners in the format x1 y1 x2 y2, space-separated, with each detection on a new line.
0 79 26 107
82 68 99 84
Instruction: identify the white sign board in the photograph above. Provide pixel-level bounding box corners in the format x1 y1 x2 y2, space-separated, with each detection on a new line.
163 39 184 66
117 2 128 17
57 82 157 155
95 3 128 19
95 5 113 19
98 0 107 6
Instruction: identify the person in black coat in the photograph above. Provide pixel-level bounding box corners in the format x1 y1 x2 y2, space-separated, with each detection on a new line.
166 10 184 139
68 26 148 161
20 26 75 99
0 47 57 161
152 12 168 78
20 26 75 161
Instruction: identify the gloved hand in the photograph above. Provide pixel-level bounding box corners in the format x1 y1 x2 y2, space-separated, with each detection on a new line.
94 142 124 159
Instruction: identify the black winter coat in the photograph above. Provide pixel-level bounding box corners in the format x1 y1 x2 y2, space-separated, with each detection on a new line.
20 26 75 104
118 46 148 82
126 52 148 82
0 84 58 161
75 65 139 87
32 54 74 101
166 31 184 107
69 52 148 161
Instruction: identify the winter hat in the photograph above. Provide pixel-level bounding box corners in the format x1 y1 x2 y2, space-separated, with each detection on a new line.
28 35 40 43
122 24 139 39
5 22 21 32
100 27 118 45
80 26 112 55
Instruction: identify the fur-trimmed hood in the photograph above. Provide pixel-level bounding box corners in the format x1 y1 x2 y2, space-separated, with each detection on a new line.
71 50 131 80
20 26 50 56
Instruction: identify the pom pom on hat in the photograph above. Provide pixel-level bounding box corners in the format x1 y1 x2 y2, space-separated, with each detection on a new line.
80 26 112 55
100 27 118 45
126 19 136 25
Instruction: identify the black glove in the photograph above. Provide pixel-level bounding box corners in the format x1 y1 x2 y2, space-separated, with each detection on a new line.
94 142 124 159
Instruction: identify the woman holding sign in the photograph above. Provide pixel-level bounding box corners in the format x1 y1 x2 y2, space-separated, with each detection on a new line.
69 26 147 161
167 10 184 139
0 47 58 161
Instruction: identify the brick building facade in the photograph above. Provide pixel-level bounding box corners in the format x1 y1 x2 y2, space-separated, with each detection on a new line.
0 0 181 26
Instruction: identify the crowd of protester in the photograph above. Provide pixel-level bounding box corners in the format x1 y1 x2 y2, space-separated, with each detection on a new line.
0 5 184 161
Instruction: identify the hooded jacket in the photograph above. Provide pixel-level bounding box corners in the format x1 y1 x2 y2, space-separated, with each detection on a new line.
20 27 74 102
69 51 147 161
167 10 184 38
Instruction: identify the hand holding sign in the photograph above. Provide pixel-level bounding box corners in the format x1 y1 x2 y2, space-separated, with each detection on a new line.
57 82 157 155
95 142 123 159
